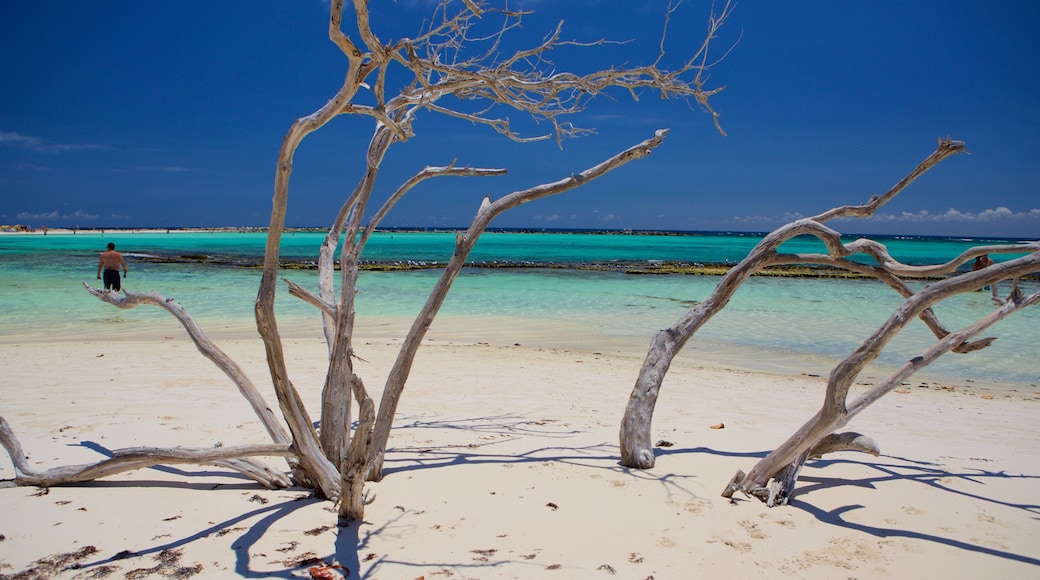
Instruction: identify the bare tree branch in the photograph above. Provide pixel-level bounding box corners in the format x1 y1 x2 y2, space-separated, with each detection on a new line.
727 276 1039 505
620 138 1033 474
8 1 735 522
82 284 291 448
0 417 292 489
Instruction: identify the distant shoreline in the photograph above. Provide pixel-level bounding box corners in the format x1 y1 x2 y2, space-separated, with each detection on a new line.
5 226 1036 279
0 225 1033 243
0 225 753 237
0 226 270 236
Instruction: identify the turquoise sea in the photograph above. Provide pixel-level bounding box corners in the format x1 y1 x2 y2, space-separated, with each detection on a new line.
1 229 1037 387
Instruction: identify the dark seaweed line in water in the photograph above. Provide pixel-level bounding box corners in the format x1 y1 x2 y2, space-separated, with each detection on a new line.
130 253 1009 279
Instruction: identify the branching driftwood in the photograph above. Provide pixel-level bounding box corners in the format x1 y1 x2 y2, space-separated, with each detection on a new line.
723 264 1038 506
0 417 292 489
619 138 1040 506
81 286 292 449
250 0 731 519
1 0 733 522
0 287 299 490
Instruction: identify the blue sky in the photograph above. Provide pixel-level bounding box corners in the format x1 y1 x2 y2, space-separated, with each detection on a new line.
2 1 1038 237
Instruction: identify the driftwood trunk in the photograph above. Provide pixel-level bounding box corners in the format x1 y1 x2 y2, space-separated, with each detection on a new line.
6 0 735 525
620 138 1040 506
725 273 1039 504
81 286 291 448
365 130 671 479
621 139 970 469
339 380 376 521
0 417 292 489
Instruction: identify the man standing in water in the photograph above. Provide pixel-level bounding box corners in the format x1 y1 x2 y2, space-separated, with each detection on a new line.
97 242 128 291
972 254 999 300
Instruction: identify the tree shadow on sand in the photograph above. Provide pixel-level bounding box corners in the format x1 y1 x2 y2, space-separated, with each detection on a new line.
26 416 1040 577
760 453 1040 566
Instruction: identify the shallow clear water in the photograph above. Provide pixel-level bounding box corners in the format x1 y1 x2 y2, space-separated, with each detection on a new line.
1 230 1036 386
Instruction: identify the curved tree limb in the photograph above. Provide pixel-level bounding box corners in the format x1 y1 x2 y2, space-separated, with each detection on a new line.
285 278 337 319
0 417 292 489
841 239 1039 278
620 138 989 470
311 162 510 472
360 164 508 247
280 0 730 490
316 128 397 471
365 129 671 478
50 1 734 519
82 284 290 448
728 275 1039 504
255 0 378 500
763 241 1035 354
810 137 967 222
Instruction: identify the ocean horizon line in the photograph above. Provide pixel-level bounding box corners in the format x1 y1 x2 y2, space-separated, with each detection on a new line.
2 224 1034 243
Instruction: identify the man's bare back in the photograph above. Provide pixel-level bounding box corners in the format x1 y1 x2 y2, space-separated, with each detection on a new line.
99 250 126 271
97 243 128 291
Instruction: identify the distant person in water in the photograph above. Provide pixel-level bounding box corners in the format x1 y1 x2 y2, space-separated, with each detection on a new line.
972 254 998 298
97 242 128 291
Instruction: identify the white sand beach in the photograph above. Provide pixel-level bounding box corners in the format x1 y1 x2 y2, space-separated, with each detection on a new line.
1 327 1038 578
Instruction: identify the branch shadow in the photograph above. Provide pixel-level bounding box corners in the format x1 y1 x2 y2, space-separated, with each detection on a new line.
792 500 1040 566
378 419 760 526
55 417 1040 575
76 493 323 578
782 454 1040 566
379 412 705 482
391 412 586 438
656 445 770 460
796 454 1040 515
33 415 642 578
334 511 563 579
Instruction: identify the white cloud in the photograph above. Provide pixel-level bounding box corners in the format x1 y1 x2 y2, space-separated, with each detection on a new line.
0 130 109 153
732 212 805 224
16 210 101 221
732 207 1040 226
848 207 1040 224
0 132 44 149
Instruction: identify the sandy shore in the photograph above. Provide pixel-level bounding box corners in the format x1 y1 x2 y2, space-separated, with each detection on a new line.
1 329 1038 578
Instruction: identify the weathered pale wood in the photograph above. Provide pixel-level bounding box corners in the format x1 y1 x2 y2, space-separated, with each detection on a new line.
366 130 671 478
760 450 811 507
807 432 880 459
727 264 1039 503
726 433 880 506
339 377 375 522
0 417 292 489
619 138 1038 506
10 0 735 520
313 129 395 472
620 139 972 470
82 285 291 448
251 0 377 500
253 0 732 505
764 248 1034 353
274 0 731 516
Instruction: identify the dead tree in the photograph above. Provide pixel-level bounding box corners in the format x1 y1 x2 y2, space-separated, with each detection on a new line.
1 0 733 522
618 138 1040 506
